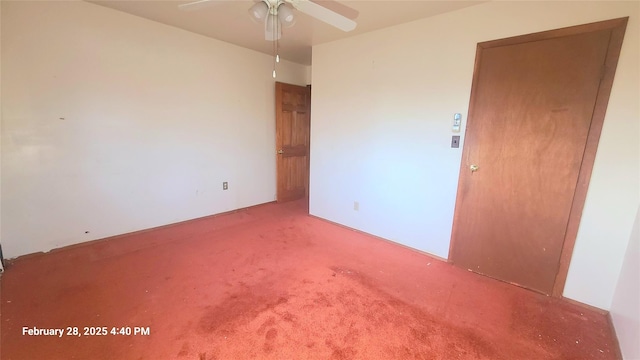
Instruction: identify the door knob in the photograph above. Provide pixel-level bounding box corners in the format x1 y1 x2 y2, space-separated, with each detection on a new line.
277 149 284 154
470 164 479 172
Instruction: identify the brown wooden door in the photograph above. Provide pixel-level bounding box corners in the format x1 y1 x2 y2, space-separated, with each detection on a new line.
276 82 311 202
450 19 627 295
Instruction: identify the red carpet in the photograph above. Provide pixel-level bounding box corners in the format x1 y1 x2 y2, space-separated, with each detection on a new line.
1 200 619 359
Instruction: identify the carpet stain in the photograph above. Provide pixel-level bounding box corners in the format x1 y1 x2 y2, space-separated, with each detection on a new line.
281 311 297 322
185 263 557 359
198 284 288 335
313 291 333 307
191 264 508 359
256 316 276 335
326 265 504 359
326 339 358 360
176 342 190 357
265 328 278 340
263 328 279 353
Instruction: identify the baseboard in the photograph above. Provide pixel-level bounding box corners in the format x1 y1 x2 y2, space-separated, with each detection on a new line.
0 243 5 273
307 214 449 263
561 296 609 316
606 312 624 360
559 298 623 357
6 201 277 264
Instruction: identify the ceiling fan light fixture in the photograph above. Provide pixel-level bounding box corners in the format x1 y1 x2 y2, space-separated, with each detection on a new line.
248 1 269 23
277 4 296 28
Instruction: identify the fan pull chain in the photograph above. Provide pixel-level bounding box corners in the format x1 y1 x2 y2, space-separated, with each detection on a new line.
272 13 279 78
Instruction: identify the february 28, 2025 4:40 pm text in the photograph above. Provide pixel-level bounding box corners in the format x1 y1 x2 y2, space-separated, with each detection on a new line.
22 326 151 337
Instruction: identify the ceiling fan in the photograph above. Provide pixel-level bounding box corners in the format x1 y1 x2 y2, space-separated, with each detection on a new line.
178 0 358 41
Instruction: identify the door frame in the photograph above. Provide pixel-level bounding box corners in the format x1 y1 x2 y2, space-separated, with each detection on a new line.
448 17 628 297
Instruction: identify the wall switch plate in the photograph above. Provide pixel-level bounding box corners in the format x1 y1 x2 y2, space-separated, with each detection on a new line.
354 201 359 211
223 182 228 190
451 136 460 148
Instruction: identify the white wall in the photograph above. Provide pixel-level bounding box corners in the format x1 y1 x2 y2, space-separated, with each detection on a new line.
0 1 308 259
611 207 640 360
310 1 639 310
0 1 3 270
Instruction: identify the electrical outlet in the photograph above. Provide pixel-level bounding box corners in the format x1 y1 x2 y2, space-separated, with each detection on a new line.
223 182 228 190
354 201 359 211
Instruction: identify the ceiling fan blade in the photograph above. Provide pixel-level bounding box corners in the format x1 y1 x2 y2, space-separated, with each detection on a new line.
178 0 224 12
311 0 358 20
289 0 357 32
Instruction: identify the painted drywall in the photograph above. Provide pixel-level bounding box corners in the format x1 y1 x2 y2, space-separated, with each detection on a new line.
1 1 307 259
610 207 640 360
0 2 3 270
310 1 639 309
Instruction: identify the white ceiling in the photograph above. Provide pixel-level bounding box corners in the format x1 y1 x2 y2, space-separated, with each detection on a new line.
89 0 484 65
